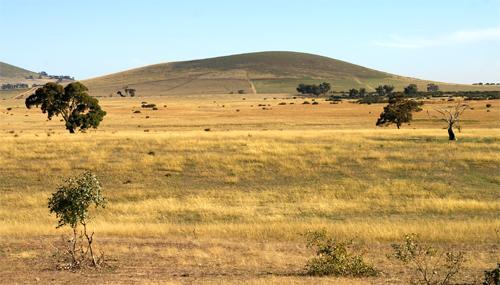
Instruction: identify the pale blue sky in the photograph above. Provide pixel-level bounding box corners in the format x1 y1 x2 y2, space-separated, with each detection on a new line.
1 0 499 83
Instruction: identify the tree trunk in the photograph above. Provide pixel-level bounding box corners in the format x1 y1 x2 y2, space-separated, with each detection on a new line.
68 128 75 134
83 223 97 266
71 226 78 264
448 126 456 141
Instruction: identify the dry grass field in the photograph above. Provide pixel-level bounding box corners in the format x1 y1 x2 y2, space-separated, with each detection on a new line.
0 94 498 284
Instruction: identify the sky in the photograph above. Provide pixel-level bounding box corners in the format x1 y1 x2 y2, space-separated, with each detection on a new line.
1 0 499 83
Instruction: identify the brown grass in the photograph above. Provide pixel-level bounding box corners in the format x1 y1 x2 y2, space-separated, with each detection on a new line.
0 95 498 284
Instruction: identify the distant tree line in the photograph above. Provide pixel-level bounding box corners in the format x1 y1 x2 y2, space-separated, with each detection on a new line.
28 71 74 81
472 82 500 86
324 84 500 103
296 82 331 96
1 83 29 90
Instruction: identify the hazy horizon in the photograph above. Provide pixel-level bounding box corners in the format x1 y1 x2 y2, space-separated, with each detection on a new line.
1 0 499 84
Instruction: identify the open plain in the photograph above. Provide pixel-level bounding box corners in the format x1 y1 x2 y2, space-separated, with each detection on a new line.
0 94 498 284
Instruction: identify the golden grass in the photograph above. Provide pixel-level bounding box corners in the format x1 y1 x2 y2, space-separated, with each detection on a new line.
1 95 498 283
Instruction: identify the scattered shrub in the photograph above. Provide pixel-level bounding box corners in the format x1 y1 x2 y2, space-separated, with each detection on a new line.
312 101 319 105
303 101 310 105
483 263 499 285
48 171 106 269
133 110 141 114
486 103 492 108
204 128 211 132
391 233 465 285
141 103 156 108
278 102 286 105
304 230 378 277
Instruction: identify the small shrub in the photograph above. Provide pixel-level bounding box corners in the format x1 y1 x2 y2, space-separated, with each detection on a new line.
152 107 158 110
278 102 286 105
312 101 319 105
304 230 378 277
133 110 141 114
486 103 492 108
147 151 155 156
204 128 211 132
391 234 465 285
141 103 156 108
303 101 310 105
48 171 106 269
483 263 499 285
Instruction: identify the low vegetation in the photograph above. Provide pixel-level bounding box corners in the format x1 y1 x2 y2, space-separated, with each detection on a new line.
48 171 106 269
0 94 498 283
305 230 378 277
391 234 465 285
483 264 500 285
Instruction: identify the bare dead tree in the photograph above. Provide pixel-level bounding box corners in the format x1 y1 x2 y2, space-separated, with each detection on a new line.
433 101 469 141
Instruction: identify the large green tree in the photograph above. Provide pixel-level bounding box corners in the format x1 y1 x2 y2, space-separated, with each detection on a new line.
25 82 106 133
376 93 423 129
404 84 418 96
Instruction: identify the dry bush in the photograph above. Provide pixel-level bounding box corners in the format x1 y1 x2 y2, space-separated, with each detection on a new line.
390 234 465 285
304 230 378 277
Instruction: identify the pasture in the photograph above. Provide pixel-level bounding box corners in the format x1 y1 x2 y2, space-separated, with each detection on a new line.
0 94 498 284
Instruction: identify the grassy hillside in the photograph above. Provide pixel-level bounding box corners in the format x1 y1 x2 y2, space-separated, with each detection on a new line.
0 62 38 78
83 51 500 96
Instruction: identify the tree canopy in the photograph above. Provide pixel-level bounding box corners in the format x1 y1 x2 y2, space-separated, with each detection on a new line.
404 84 418 96
25 82 106 133
376 93 423 129
297 82 331 96
375 85 394 96
48 171 106 267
